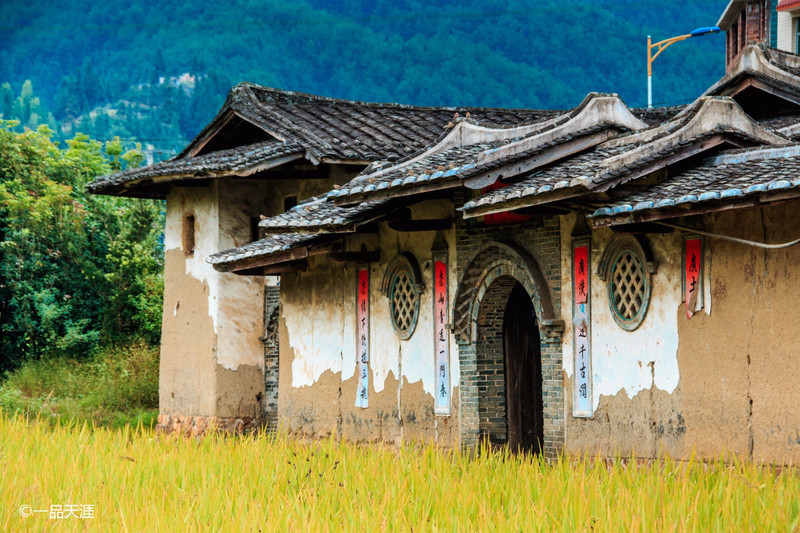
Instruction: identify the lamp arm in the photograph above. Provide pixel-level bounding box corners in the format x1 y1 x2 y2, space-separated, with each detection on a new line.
649 34 692 66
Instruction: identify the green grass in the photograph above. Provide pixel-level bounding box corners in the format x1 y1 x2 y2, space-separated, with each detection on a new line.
2 415 799 531
0 340 158 429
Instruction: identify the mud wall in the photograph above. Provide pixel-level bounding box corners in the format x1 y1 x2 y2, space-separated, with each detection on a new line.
560 203 800 463
159 166 362 427
278 199 460 445
159 184 219 416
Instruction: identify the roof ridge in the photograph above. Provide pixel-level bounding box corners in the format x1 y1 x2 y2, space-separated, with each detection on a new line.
242 81 557 114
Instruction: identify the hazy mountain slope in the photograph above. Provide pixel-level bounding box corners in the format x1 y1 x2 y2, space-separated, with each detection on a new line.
0 0 726 152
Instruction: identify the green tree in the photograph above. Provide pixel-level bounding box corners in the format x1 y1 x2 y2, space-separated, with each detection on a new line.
0 122 164 370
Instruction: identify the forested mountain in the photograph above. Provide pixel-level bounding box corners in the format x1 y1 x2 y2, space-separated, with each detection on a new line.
0 0 727 158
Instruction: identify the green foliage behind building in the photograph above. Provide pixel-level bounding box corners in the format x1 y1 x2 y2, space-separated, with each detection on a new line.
0 122 164 371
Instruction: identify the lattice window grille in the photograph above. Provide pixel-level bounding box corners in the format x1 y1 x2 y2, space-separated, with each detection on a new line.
391 271 418 335
611 251 645 321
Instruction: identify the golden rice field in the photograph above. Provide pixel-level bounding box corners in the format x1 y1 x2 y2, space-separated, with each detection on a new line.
2 414 799 532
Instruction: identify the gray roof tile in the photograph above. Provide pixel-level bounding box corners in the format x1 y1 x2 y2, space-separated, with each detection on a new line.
208 233 322 268
89 84 561 197
590 145 800 224
258 195 394 233
87 140 303 195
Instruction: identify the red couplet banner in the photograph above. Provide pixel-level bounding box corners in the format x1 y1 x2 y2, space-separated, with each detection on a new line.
434 259 450 414
574 246 589 305
684 239 702 319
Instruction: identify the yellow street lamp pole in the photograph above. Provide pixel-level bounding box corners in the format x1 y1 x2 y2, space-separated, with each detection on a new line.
647 27 720 109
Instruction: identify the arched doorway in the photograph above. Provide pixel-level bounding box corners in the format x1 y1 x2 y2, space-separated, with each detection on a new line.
503 282 543 454
453 241 562 456
474 276 543 453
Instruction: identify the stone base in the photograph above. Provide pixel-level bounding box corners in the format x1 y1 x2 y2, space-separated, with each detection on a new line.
156 414 263 436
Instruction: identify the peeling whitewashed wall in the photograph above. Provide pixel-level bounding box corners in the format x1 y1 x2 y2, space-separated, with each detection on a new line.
279 199 461 444
158 165 364 424
559 213 685 410
558 205 800 463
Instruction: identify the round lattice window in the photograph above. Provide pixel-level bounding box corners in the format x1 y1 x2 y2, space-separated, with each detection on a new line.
391 271 419 338
608 249 650 330
382 253 423 340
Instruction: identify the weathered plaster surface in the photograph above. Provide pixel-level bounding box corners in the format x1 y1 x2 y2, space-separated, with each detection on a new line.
160 186 219 416
560 212 682 410
561 203 800 462
278 199 460 444
159 247 217 416
678 204 800 462
160 165 364 425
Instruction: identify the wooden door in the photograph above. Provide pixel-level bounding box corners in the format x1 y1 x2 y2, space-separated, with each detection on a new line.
503 283 544 454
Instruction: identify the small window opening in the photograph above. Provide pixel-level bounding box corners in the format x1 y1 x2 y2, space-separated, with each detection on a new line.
251 216 263 243
182 213 195 256
284 195 298 212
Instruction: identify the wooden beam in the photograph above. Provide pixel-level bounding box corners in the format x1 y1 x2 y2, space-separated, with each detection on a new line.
218 240 339 273
189 110 236 158
591 191 800 228
234 260 309 276
388 217 452 232
726 77 800 107
327 251 381 264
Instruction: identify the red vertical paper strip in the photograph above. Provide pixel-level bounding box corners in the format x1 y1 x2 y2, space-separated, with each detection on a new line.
434 259 450 415
574 246 589 305
573 244 592 417
355 267 369 408
685 239 702 319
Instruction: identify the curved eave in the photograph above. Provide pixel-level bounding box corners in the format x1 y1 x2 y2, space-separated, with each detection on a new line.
591 184 800 228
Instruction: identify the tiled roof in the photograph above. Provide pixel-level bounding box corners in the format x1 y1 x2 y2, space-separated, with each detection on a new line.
461 97 789 217
329 94 648 205
238 84 560 162
89 83 561 197
590 145 800 226
208 233 323 269
259 195 394 233
209 194 394 268
758 113 800 131
86 141 304 195
704 45 800 104
461 144 633 215
630 105 686 127
777 0 800 12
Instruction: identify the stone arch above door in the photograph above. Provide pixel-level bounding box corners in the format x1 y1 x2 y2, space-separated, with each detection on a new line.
452 241 563 345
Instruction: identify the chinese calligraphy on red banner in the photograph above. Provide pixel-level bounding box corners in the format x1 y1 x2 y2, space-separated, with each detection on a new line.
684 238 702 319
573 244 592 417
355 267 369 408
434 259 450 415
